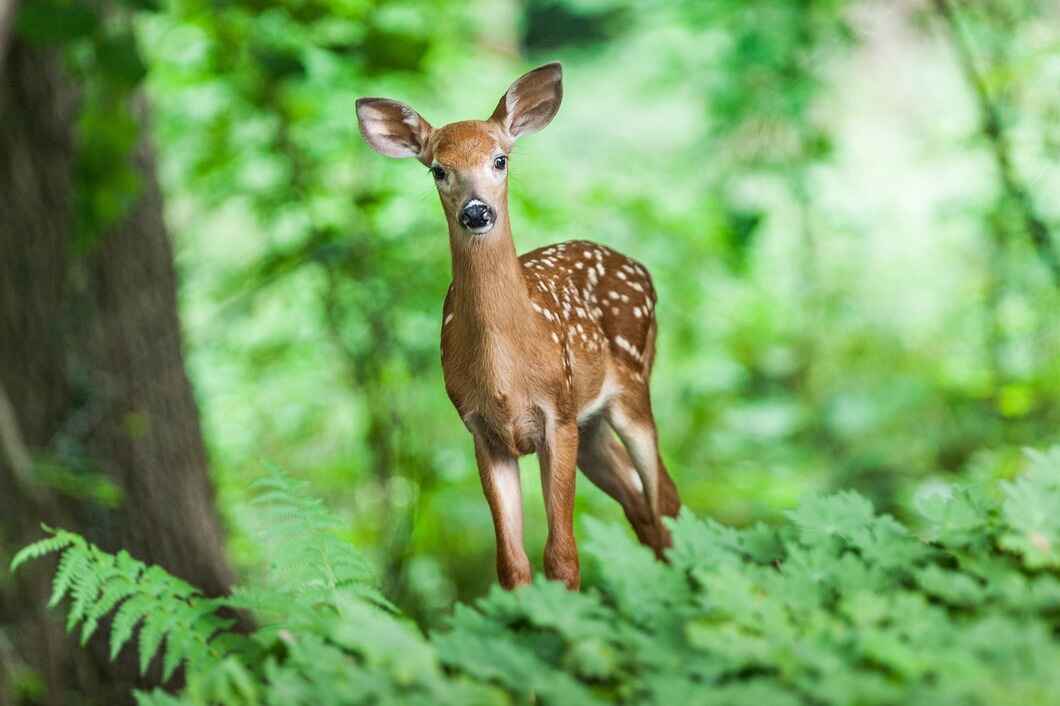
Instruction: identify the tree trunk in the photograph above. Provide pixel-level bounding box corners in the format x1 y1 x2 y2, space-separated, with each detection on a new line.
0 39 234 706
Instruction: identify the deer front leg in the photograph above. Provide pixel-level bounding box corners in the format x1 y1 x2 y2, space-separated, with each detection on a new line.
537 417 580 589
473 433 531 589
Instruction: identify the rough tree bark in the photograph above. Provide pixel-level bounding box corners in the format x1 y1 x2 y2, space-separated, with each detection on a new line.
0 38 234 706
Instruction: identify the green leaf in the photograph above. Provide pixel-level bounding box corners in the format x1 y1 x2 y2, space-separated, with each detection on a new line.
785 491 876 547
998 450 1060 568
10 529 76 572
110 594 153 660
139 609 177 675
49 547 89 608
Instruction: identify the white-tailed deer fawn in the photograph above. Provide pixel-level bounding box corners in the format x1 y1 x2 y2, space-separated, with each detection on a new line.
356 63 680 590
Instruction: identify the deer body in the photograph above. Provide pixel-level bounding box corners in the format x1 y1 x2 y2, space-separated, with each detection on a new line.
357 64 681 590
443 239 654 451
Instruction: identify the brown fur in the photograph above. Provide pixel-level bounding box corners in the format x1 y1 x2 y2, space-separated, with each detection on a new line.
432 121 504 169
358 63 681 590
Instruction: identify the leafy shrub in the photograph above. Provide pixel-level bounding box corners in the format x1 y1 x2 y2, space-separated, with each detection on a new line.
12 451 1060 705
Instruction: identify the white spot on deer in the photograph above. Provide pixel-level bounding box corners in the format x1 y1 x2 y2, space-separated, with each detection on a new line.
444 313 454 326
575 261 584 270
596 263 605 277
613 335 644 361
616 270 627 280
620 294 629 303
633 307 642 318
551 332 560 343
583 251 593 259
608 291 619 300
629 282 644 292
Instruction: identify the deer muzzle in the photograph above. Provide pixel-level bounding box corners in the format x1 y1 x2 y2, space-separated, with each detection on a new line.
459 198 495 234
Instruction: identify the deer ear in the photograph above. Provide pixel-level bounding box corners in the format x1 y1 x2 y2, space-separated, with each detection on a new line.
356 98 434 164
490 62 563 142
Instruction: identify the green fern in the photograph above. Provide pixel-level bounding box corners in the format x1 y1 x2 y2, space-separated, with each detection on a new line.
12 528 242 683
9 527 79 572
12 454 1060 706
228 471 394 629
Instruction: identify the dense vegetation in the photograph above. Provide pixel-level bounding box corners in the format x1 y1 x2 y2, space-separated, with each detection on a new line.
14 448 1060 705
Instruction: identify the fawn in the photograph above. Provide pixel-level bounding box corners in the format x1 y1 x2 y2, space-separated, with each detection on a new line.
356 63 680 590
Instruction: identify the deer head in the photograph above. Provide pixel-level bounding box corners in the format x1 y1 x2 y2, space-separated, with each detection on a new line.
356 63 563 237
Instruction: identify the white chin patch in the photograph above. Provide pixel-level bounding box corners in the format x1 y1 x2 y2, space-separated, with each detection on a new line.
466 222 495 235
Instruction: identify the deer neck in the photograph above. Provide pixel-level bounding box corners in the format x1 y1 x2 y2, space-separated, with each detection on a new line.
447 212 533 342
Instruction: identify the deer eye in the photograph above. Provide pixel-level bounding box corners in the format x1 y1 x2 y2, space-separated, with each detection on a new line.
493 156 507 170
430 166 446 181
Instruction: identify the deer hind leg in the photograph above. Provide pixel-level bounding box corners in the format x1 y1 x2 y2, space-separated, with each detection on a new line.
605 390 682 554
577 416 667 557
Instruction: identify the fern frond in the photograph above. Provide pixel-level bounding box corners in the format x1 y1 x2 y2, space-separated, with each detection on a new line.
161 631 189 684
67 548 109 633
14 525 246 685
110 593 156 660
139 608 181 675
9 527 80 571
50 544 90 608
81 573 138 645
239 469 383 610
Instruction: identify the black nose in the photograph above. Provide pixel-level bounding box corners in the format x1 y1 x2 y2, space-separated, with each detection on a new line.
459 200 494 230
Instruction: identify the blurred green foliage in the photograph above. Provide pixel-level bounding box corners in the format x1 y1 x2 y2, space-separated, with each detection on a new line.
21 0 1060 620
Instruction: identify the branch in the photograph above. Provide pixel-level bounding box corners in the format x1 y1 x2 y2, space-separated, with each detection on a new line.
933 0 1060 288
